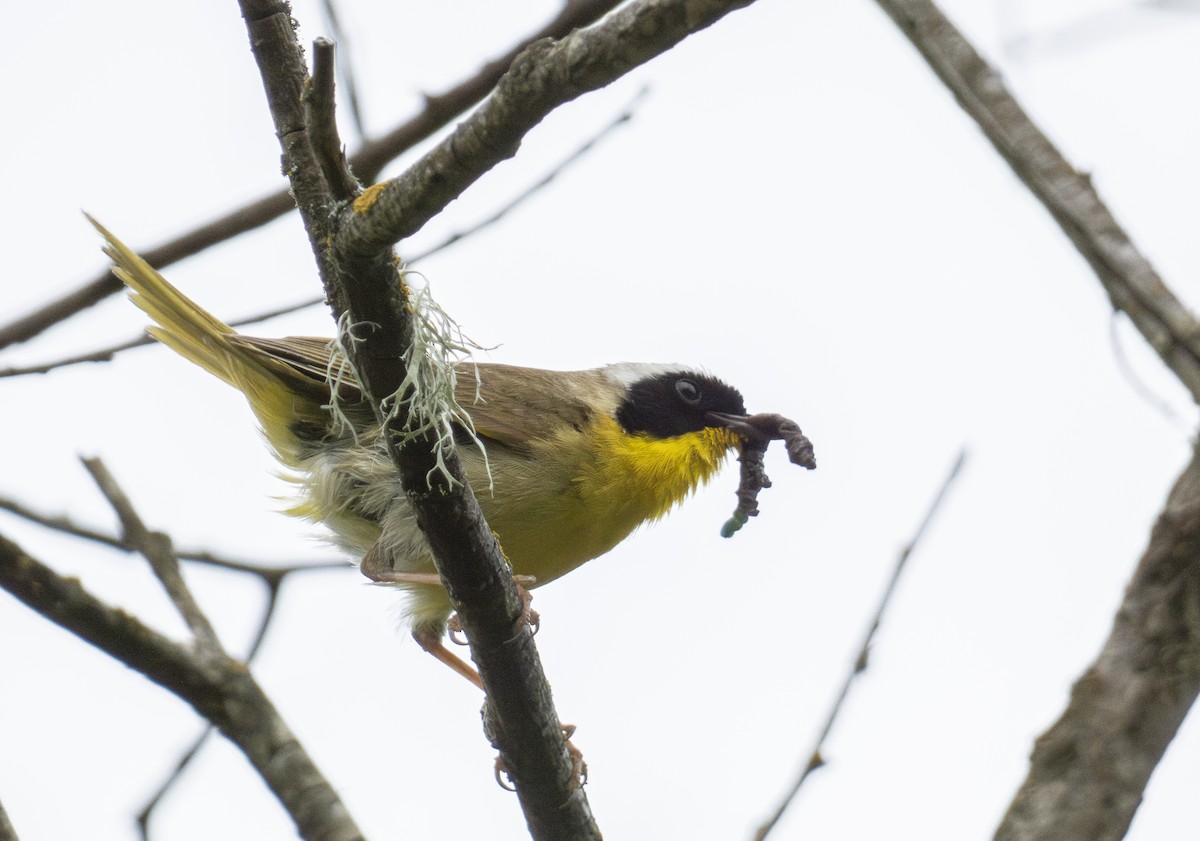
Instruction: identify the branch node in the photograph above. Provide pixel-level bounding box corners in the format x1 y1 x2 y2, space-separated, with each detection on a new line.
304 37 361 201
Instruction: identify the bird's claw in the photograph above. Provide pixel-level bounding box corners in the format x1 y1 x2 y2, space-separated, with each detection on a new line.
447 612 468 646
505 582 540 643
493 724 587 791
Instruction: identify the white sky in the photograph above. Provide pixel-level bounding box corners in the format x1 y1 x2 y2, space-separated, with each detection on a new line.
2 1 1199 839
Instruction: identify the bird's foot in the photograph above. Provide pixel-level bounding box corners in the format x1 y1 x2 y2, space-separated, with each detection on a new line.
494 723 588 791
511 580 540 641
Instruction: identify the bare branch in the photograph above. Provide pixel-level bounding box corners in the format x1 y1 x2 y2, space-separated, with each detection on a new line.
0 491 342 575
0 493 139 551
81 456 222 653
0 333 153 377
995 443 1200 841
138 570 291 838
1108 313 1189 427
752 450 968 841
305 38 360 201
866 1 1200 837
1 89 643 381
340 0 757 256
346 0 624 185
0 535 365 841
0 799 19 841
317 0 367 139
418 86 645 257
0 0 622 351
137 728 211 841
873 0 1200 403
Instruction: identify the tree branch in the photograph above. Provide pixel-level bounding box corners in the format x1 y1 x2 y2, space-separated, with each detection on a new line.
0 799 18 841
873 0 1200 403
753 450 967 841
0 89 643 381
138 564 294 838
305 39 360 201
340 0 756 257
995 443 1200 841
237 1 602 837
0 0 622 351
316 0 366 140
0 491 343 576
867 1 1200 837
239 2 763 833
82 456 222 653
0 535 365 841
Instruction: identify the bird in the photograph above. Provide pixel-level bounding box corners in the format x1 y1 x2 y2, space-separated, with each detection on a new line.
92 218 798 686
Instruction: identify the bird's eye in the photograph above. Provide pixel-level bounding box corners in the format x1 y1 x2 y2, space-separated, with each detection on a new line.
675 378 701 405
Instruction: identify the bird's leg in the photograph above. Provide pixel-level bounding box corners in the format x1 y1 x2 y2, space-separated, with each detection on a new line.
412 625 483 690
367 555 582 787
363 538 540 635
359 546 480 686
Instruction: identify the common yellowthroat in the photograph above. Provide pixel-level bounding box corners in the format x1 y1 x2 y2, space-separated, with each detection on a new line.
93 220 809 684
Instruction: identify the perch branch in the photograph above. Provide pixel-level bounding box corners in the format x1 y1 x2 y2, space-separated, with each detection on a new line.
238 0 606 836
0 535 365 841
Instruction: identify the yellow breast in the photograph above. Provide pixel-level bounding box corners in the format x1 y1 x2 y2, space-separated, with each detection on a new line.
479 416 740 586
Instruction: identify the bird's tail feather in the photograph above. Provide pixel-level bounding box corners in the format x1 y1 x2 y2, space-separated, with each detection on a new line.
88 215 328 465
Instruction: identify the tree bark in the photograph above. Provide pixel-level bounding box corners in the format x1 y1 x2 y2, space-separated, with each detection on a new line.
995 444 1200 841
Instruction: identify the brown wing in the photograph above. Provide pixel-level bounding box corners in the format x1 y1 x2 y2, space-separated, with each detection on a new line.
226 338 612 451
455 364 619 454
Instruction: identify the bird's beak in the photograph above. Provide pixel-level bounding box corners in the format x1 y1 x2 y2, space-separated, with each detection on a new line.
705 411 759 439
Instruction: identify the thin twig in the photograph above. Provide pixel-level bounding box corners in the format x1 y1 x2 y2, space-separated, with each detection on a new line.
0 492 342 575
0 332 152 377
1107 313 1187 427
0 0 622 351
317 0 366 139
0 486 342 836
1 84 646 381
417 86 646 257
81 457 223 653
752 450 967 841
136 729 209 841
338 0 757 257
0 297 327 378
306 38 360 200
